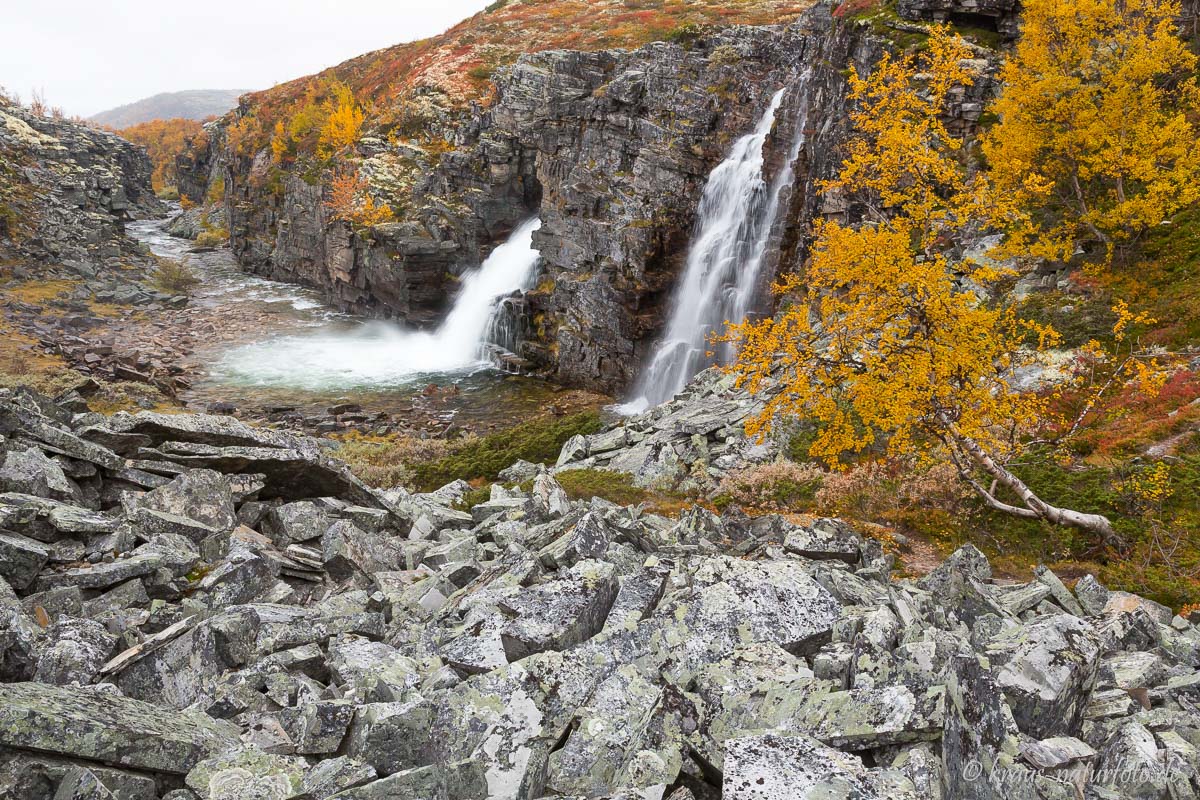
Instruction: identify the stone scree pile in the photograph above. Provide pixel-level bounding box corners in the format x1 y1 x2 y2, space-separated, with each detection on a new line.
1 386 1200 800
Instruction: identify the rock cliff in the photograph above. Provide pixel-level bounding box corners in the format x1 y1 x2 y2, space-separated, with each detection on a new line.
181 4 874 393
0 98 163 275
178 1 1004 394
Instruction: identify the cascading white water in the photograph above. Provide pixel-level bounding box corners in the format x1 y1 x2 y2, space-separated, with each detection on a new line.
621 75 813 414
216 218 542 390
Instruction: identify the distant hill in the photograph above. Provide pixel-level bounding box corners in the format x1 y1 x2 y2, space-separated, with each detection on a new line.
90 90 248 127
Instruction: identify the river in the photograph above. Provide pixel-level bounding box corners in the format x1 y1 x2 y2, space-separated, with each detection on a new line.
126 215 591 432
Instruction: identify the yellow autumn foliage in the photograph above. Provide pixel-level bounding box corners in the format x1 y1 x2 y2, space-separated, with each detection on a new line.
324 170 394 227
318 82 364 158
726 30 1038 464
982 0 1200 262
723 28 1116 537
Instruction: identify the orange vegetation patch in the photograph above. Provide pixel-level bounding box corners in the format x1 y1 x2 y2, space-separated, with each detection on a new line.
232 0 815 154
118 118 206 191
1071 368 1200 458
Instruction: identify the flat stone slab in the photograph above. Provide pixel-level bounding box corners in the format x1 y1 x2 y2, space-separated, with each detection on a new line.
723 734 880 799
0 682 239 774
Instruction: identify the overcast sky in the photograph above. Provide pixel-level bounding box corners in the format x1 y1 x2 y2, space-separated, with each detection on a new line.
0 0 493 118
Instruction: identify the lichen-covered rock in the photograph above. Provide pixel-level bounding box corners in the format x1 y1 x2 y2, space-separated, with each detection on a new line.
722 733 880 799
343 699 436 776
0 530 51 590
0 447 79 501
986 614 1101 738
1 356 1199 800
545 664 665 796
33 618 116 686
130 468 238 541
500 559 619 661
0 682 238 774
657 556 841 680
1092 722 1170 799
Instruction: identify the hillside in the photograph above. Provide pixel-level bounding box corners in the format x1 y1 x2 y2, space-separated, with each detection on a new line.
90 89 246 127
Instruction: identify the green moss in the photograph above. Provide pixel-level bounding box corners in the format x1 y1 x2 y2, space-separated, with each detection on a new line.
452 485 494 512
924 452 1200 609
412 410 603 491
553 469 652 506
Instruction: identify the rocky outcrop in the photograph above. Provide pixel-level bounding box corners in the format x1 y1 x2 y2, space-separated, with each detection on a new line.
554 366 780 491
2 382 1199 799
0 98 163 273
897 0 1023 38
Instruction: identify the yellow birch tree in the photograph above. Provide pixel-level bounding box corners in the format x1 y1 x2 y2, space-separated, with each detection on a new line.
981 0 1200 263
724 29 1119 539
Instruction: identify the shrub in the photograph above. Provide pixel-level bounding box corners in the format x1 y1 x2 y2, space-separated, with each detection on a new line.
324 171 394 228
152 256 201 295
666 22 705 47
0 368 86 397
335 433 462 489
554 469 651 506
156 186 180 201
467 65 494 83
717 460 825 511
707 44 741 68
205 176 226 205
194 228 229 248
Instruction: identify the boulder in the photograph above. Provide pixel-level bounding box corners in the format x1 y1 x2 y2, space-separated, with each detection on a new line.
500 559 619 661
0 682 238 774
0 530 52 590
33 617 117 685
722 733 880 799
0 446 79 500
986 614 1101 738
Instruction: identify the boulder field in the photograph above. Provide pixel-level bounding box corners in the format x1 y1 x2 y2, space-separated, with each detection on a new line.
0 379 1198 799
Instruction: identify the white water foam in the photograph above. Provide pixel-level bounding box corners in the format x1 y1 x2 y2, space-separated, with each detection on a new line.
621 73 813 414
215 218 542 390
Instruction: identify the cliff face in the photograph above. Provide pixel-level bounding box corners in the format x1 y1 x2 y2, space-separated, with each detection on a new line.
182 1 997 393
483 13 866 390
0 99 163 273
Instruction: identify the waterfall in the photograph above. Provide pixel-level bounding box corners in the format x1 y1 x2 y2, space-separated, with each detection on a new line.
215 218 542 389
438 217 543 364
621 75 812 414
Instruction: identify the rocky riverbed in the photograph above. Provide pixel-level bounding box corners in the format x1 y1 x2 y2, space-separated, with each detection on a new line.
1 385 1198 799
3 210 606 440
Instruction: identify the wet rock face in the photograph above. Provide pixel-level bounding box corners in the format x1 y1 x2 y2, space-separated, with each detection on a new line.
1 381 1199 799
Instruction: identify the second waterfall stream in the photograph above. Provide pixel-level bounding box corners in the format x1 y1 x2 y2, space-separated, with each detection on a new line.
622 77 811 413
216 219 543 390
